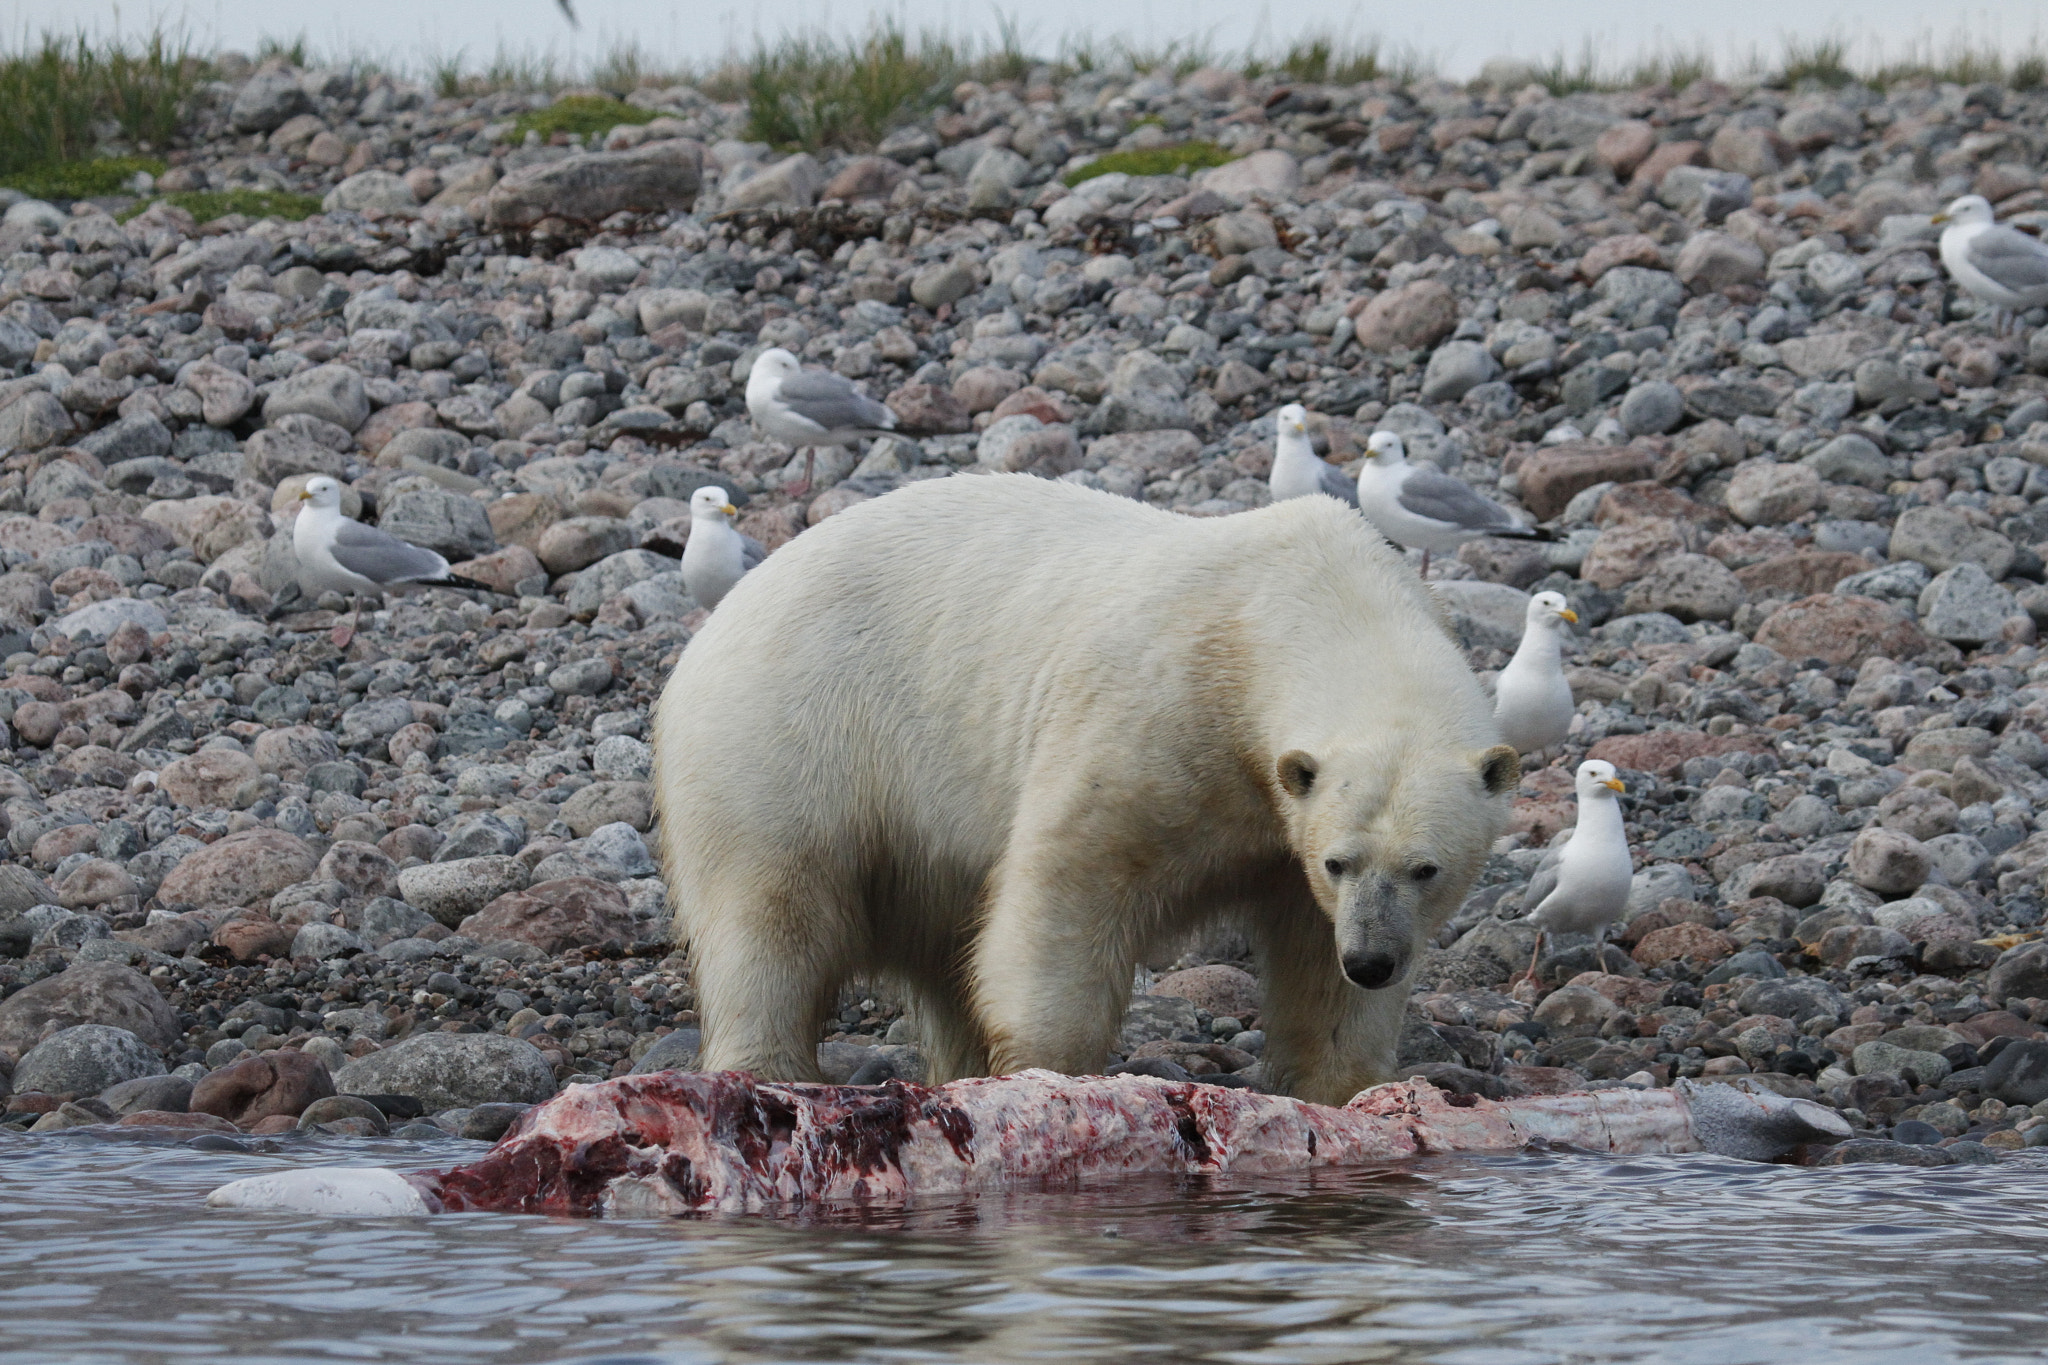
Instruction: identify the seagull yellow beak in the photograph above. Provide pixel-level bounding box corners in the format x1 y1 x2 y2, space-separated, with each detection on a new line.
1558 608 1579 623
1930 211 1949 225
721 503 739 516
298 489 312 501
1603 778 1626 793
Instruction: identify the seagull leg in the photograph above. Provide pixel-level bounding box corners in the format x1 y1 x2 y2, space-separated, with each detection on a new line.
1525 929 1543 988
331 595 362 649
785 448 816 498
1420 549 1432 579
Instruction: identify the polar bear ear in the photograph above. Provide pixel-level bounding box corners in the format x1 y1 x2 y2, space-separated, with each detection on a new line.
1477 744 1521 797
1276 750 1319 798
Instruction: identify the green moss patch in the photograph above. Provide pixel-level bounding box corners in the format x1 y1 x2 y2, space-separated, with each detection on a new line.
1062 141 1235 187
509 95 655 143
1 156 165 201
118 189 324 224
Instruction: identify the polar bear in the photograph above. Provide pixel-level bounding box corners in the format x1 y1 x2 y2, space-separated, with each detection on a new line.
653 475 1519 1107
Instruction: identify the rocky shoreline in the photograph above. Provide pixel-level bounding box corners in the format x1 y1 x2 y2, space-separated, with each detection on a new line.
4 55 2048 1167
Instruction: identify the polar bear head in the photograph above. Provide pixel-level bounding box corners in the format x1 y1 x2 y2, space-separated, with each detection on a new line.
1275 740 1521 991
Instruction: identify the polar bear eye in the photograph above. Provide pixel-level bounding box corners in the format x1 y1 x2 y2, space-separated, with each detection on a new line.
1322 858 1345 878
1413 864 1439 881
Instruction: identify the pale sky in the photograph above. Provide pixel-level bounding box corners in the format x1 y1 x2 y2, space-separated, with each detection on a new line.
6 0 2043 82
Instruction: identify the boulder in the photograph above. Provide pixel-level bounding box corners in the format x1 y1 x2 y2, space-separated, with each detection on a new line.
1148 964 1261 1021
190 1050 336 1125
13 1023 165 1095
0 962 182 1054
156 829 318 910
1752 594 1929 668
333 1032 559 1111
484 140 704 229
1354 280 1458 352
457 877 639 953
396 856 530 927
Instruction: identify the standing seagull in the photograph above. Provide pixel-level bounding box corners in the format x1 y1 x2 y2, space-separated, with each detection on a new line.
681 485 767 611
1495 591 1579 760
746 348 897 497
1268 403 1358 505
292 476 487 647
1520 759 1633 984
1355 431 1552 576
1932 194 2048 334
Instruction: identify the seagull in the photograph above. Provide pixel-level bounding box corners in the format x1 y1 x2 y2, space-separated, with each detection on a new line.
1495 591 1579 760
1933 195 2048 334
1519 759 1633 985
746 347 897 497
1355 431 1553 576
681 485 767 610
292 475 488 647
1268 403 1358 505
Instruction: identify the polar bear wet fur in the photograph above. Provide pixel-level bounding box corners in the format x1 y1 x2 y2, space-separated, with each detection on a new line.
653 475 1519 1107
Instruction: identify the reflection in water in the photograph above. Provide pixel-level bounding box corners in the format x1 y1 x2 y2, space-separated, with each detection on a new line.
3 1130 2047 1365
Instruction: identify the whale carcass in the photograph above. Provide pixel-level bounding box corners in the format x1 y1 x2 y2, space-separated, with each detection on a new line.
205 1068 1851 1217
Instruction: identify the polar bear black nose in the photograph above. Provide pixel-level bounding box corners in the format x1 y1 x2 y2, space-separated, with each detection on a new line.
1341 950 1401 989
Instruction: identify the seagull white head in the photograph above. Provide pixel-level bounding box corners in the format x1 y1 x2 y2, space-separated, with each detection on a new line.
298 475 344 509
690 485 740 521
1366 431 1407 464
1932 195 1994 228
751 347 802 381
1526 591 1578 628
1575 758 1626 799
1276 403 1309 437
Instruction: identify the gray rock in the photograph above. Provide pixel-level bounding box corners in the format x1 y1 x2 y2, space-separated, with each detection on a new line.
546 657 614 696
1984 1039 2048 1106
0 962 182 1053
1853 1039 1952 1086
263 363 369 431
79 413 173 466
377 483 496 560
1420 340 1501 402
52 597 167 643
1918 563 2017 645
1619 380 1685 435
396 857 530 927
1803 434 1892 490
99 1073 192 1114
15 1023 165 1097
323 171 419 216
485 140 703 229
333 1032 558 1111
724 153 822 210
1118 993 1200 1055
290 922 367 960
359 897 437 943
1891 505 2015 579
229 70 313 133
629 1027 702 1074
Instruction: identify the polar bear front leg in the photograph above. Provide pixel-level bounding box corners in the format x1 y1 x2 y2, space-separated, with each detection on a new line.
689 887 856 1083
969 868 1139 1078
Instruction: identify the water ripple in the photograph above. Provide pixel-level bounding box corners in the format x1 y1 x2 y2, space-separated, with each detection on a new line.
3 1131 2046 1363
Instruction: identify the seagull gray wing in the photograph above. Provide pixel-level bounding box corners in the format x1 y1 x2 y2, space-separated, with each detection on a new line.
329 518 451 584
1319 460 1359 507
1522 843 1565 916
1967 225 2048 294
1398 465 1524 533
740 533 768 571
777 370 896 432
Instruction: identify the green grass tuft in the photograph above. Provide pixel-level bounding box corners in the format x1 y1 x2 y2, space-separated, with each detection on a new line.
1 155 165 200
1063 141 1236 186
119 189 324 224
0 32 207 178
509 94 655 143
743 24 963 152
1778 35 1854 88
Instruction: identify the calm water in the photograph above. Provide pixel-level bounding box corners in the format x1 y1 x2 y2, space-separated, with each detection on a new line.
5 1130 2048 1365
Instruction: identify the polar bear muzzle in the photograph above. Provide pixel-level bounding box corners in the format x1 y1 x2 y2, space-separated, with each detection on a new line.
1337 871 1413 989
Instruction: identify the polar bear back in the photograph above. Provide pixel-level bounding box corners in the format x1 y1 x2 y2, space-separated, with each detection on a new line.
654 475 1494 879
